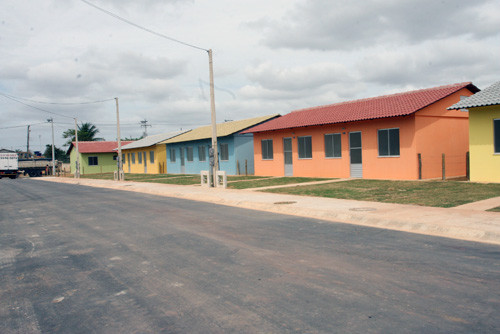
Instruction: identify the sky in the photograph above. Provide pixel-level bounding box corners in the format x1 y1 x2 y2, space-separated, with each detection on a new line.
1 0 499 152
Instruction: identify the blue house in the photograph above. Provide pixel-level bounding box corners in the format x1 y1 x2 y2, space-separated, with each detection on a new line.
161 114 279 175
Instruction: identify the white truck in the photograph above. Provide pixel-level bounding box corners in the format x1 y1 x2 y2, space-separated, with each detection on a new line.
0 151 19 179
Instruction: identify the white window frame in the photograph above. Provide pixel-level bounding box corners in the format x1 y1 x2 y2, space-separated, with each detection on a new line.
324 133 342 159
298 136 312 159
378 128 400 157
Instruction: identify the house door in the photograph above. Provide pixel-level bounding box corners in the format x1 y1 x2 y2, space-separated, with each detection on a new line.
349 132 363 178
143 152 147 173
283 137 293 176
180 148 185 174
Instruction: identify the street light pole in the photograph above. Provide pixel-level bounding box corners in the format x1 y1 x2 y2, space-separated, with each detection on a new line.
208 49 218 187
48 118 55 176
115 97 123 180
74 118 80 178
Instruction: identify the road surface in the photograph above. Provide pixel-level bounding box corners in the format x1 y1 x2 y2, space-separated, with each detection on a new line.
1 178 499 333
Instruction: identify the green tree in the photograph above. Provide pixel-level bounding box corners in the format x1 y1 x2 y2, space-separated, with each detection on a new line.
43 144 69 163
62 122 103 146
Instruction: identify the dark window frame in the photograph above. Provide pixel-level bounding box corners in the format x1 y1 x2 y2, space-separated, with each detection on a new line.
169 148 176 162
378 128 400 157
220 143 229 161
88 156 98 166
198 145 206 162
324 133 342 158
261 139 273 160
298 136 312 159
494 119 500 154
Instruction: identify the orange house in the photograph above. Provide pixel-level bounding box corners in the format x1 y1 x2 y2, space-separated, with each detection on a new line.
244 82 479 180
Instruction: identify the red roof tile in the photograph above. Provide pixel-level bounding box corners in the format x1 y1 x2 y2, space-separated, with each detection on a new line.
244 82 479 133
67 141 133 154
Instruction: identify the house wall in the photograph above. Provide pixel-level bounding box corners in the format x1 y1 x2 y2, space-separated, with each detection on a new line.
253 116 417 179
234 133 255 175
166 139 214 174
166 135 254 175
123 145 166 174
415 87 472 179
70 150 118 175
253 88 474 180
468 105 500 183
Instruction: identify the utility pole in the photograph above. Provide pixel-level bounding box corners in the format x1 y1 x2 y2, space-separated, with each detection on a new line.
115 97 123 180
26 125 31 157
74 118 80 178
140 119 151 138
208 49 218 187
48 118 55 176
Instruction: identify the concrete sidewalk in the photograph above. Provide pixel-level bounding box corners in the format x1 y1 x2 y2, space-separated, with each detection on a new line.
38 177 500 246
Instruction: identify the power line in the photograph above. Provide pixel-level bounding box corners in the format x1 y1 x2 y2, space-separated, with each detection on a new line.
79 0 208 52
0 92 114 105
0 122 47 130
0 93 75 119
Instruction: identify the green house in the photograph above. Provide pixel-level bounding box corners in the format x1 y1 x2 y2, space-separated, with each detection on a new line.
67 141 133 175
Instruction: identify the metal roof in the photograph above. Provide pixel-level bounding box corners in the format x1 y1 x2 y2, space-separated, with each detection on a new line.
244 82 478 133
161 114 279 144
448 81 500 110
119 130 189 150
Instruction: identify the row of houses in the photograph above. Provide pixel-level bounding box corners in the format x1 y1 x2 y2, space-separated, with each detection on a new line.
67 81 500 183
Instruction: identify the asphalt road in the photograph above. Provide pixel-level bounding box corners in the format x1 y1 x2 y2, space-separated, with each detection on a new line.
1 178 499 333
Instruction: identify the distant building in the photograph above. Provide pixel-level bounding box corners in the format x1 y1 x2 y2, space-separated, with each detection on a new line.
162 115 279 175
67 141 133 175
119 131 188 174
448 81 500 183
244 82 479 180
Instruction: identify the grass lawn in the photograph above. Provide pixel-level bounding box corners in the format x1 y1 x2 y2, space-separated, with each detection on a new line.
264 179 500 208
228 177 331 189
487 206 500 212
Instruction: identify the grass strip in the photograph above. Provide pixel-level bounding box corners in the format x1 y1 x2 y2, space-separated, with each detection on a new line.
263 179 500 208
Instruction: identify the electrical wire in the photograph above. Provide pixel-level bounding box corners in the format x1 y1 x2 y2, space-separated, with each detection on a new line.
0 92 114 105
79 0 208 52
0 94 75 119
0 122 47 130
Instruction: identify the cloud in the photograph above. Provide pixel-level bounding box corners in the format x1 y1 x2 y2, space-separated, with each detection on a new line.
256 0 498 51
245 61 353 92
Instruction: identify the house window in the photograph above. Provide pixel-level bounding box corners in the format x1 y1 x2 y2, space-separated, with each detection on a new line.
138 151 143 164
88 156 98 166
169 148 176 162
198 145 206 162
131 153 136 164
150 151 154 163
378 128 400 157
220 143 229 161
298 136 312 159
324 133 341 158
127 153 130 164
122 154 125 163
113 155 117 160
261 139 273 160
187 146 194 162
494 119 500 154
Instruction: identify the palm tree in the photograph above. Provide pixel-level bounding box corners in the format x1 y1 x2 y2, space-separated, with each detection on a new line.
63 122 103 146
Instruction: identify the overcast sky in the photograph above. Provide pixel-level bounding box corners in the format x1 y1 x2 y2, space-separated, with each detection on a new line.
1 0 499 152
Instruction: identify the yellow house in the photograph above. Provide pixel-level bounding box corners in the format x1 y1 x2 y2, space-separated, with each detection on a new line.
448 81 500 183
120 131 187 174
